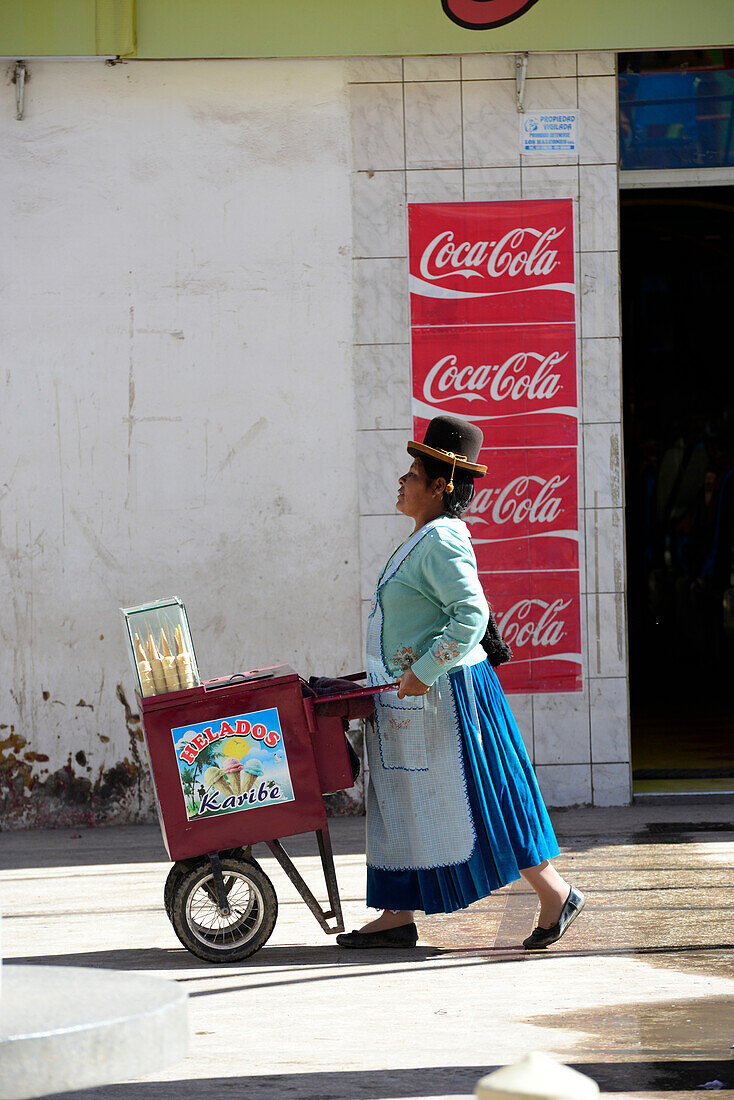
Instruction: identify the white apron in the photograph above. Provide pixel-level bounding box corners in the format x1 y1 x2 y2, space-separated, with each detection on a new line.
365 518 476 871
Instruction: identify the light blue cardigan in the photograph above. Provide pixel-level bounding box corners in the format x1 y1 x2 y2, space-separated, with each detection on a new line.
377 518 489 687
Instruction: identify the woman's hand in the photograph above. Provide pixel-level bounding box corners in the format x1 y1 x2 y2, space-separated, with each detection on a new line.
397 668 430 699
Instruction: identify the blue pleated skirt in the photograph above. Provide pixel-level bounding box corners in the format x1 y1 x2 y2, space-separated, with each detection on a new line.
366 660 559 914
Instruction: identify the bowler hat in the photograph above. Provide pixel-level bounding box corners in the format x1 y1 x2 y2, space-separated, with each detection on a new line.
408 415 487 491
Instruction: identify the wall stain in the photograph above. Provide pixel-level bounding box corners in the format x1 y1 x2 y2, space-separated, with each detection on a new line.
216 416 268 475
69 506 121 573
609 429 621 505
116 683 146 813
0 687 154 829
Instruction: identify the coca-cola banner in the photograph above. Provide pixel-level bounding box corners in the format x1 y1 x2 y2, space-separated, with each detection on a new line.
466 447 578 572
411 324 578 448
408 199 575 328
478 571 583 694
409 199 581 693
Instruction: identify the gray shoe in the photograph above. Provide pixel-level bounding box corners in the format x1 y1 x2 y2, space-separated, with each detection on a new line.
522 886 586 950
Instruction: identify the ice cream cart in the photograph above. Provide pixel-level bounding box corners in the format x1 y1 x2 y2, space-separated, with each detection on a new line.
121 598 394 963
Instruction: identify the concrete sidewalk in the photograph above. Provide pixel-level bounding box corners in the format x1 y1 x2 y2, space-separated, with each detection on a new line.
2 803 733 1100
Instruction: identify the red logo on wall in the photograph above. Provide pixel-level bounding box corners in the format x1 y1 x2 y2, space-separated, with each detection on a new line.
442 0 543 30
466 447 579 571
408 201 574 326
479 570 582 694
411 324 577 448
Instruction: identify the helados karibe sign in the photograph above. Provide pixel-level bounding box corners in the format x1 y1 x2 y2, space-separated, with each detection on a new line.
172 708 295 821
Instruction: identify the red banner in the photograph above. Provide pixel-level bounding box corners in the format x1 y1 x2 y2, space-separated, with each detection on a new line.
479 570 583 694
466 447 579 571
409 199 581 693
408 199 575 328
411 324 578 448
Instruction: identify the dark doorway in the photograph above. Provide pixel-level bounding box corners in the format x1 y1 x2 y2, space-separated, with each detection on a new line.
620 186 734 794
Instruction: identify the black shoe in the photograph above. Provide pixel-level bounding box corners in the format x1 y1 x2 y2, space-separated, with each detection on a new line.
522 886 585 950
336 922 418 949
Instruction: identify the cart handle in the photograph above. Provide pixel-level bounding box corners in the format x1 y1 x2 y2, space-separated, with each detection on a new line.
311 681 401 704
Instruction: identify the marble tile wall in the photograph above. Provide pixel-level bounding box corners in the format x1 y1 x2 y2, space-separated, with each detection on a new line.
349 52 631 806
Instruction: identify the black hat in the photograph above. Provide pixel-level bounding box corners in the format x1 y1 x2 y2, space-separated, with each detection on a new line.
407 415 487 492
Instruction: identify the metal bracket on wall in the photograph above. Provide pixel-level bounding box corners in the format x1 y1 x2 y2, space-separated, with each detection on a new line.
515 53 528 113
12 60 27 120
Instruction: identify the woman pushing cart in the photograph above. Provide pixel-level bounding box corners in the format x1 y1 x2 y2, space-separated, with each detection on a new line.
336 415 585 951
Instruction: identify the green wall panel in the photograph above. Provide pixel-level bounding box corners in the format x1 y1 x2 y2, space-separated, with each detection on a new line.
1 0 731 59
1 0 97 56
0 0 135 57
136 0 734 58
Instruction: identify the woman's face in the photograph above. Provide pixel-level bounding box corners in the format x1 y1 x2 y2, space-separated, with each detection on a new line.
397 457 444 521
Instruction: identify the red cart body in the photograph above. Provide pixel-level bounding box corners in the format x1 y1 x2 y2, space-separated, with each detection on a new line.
121 595 398 961
139 664 352 862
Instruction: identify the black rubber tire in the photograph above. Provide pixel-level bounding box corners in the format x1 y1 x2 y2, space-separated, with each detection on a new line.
164 859 199 919
169 856 278 963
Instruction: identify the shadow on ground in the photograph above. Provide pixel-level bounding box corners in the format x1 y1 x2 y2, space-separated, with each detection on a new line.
52 1060 734 1099
11 940 734 976
7 943 443 972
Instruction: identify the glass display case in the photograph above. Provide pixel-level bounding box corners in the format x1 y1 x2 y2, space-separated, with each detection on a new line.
121 597 201 697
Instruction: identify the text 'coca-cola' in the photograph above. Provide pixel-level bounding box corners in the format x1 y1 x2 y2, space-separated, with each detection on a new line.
411 323 578 447
408 199 575 326
481 570 583 693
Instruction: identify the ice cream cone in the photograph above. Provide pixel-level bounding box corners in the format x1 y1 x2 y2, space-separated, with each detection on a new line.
159 628 181 691
174 625 196 689
134 633 156 697
222 757 245 795
203 765 234 798
240 758 264 793
146 631 167 694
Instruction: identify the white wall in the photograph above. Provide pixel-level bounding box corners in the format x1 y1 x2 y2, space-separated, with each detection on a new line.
0 59 360 826
348 52 631 807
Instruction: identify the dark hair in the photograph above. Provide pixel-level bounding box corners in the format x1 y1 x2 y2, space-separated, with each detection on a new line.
420 455 475 518
419 454 512 667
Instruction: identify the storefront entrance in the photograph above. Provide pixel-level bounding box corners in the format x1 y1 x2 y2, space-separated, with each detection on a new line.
620 184 734 795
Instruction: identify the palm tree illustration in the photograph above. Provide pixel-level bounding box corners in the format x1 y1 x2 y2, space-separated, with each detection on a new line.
181 766 197 814
194 742 222 786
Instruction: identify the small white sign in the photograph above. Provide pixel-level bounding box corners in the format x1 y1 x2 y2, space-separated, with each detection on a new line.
520 110 579 155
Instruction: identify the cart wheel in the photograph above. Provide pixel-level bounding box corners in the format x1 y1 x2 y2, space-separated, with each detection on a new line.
164 851 260 920
170 856 278 963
